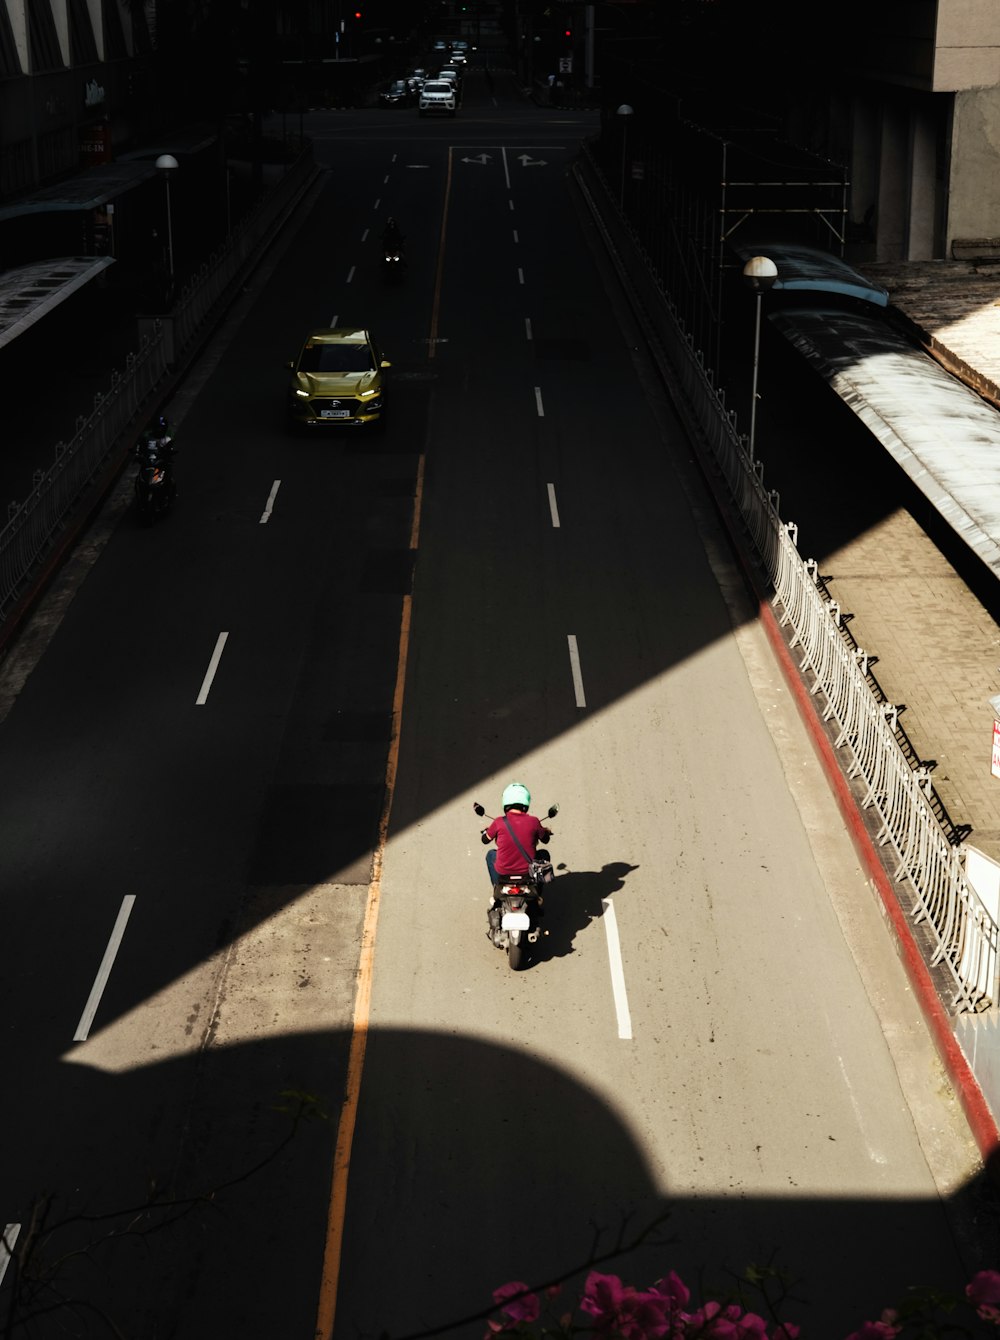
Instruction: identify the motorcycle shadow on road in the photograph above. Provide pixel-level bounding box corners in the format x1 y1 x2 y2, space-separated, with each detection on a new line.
531 860 640 963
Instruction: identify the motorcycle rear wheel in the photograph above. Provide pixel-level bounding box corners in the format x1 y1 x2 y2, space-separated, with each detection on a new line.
507 931 526 971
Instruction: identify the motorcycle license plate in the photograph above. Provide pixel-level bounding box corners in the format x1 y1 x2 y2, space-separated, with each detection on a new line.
320 409 350 419
502 911 530 931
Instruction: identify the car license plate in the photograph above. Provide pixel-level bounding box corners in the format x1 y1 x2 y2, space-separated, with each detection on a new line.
320 409 350 419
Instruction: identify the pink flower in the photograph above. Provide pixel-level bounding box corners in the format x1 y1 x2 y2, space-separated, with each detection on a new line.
648 1271 691 1316
491 1280 540 1327
681 1300 741 1337
968 1270 1000 1322
843 1317 901 1340
578 1272 677 1338
580 1271 627 1326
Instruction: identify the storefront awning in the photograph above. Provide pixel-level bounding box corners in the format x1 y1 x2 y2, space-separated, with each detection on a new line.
0 256 116 350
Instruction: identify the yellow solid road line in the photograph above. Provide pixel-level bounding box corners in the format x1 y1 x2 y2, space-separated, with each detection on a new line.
313 442 425 1339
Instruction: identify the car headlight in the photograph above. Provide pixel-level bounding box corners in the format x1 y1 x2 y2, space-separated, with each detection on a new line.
294 389 310 398
358 386 380 399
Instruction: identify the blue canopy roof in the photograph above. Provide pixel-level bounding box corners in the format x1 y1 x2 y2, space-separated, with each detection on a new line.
732 241 889 308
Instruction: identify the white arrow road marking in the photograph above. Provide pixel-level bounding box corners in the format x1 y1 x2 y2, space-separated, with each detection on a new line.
0 1225 20 1287
197 632 229 705
518 154 547 167
260 480 281 524
602 897 633 1040
74 897 136 1042
567 634 586 707
547 483 561 528
461 153 492 164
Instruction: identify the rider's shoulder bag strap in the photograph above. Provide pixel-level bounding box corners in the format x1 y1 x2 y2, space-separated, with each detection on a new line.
502 815 533 865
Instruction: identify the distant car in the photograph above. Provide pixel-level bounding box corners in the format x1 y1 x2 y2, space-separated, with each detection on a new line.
379 79 413 108
438 66 462 86
405 68 428 93
287 328 390 431
448 50 467 66
432 39 448 53
419 79 457 116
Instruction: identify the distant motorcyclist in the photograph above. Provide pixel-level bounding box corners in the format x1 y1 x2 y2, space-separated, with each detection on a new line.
381 216 405 255
136 413 174 456
480 782 552 892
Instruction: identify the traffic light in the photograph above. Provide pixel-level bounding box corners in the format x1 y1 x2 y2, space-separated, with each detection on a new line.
564 27 572 37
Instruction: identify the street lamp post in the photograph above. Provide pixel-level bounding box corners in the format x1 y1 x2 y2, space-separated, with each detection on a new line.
742 255 778 465
616 104 633 213
155 154 179 297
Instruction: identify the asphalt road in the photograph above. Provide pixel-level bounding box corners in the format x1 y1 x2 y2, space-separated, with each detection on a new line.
0 69 990 1339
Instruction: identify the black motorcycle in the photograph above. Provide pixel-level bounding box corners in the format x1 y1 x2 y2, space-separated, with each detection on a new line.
475 802 558 971
133 433 176 523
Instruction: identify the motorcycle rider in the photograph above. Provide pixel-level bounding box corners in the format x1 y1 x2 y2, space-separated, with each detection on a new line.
480 782 552 895
136 414 174 457
381 216 405 257
134 414 177 512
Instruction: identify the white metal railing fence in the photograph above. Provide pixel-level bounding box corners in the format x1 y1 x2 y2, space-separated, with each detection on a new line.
0 149 316 629
576 147 1000 1013
0 329 168 624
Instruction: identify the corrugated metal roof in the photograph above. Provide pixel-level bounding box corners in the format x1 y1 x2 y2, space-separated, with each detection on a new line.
771 306 1000 578
0 257 115 350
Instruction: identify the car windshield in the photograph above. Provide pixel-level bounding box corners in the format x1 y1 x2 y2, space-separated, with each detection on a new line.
298 343 375 373
424 82 451 92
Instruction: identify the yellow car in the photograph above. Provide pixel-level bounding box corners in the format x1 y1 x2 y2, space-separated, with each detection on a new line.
287 327 390 430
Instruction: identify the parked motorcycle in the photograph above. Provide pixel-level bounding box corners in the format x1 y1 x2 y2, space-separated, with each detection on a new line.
474 801 559 971
133 430 176 524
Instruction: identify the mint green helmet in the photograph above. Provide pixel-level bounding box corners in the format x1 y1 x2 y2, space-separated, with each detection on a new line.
502 782 531 810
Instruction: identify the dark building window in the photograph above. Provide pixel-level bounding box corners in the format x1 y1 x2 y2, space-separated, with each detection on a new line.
132 5 152 54
104 0 127 60
0 5 22 77
69 0 99 64
27 0 64 71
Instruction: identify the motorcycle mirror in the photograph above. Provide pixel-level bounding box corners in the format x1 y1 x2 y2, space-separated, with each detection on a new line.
473 803 485 817
547 803 559 818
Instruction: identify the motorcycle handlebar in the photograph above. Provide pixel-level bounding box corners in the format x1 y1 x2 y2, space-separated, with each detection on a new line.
472 801 559 822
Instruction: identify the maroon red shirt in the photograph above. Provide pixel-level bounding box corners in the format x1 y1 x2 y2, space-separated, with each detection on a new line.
485 811 550 875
